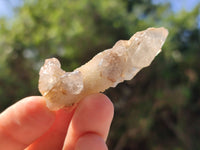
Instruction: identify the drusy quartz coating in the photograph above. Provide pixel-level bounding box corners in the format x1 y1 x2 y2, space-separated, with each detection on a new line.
39 27 168 110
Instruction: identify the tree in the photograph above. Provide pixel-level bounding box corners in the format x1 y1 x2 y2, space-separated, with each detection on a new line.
0 0 200 149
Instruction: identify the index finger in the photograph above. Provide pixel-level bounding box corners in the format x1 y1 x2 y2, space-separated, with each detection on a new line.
63 93 114 150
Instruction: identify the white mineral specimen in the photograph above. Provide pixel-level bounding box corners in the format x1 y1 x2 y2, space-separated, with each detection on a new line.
39 27 168 110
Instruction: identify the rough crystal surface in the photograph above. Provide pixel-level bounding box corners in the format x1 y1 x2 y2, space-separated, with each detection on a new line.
39 58 83 97
61 70 83 95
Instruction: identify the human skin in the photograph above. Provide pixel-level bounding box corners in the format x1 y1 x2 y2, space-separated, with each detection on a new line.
0 93 114 150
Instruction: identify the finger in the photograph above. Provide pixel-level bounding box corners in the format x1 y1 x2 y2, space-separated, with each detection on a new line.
0 96 55 150
63 93 114 150
26 107 75 150
75 133 108 150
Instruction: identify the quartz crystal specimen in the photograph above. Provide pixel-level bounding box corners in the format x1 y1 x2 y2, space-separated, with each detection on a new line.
39 27 168 110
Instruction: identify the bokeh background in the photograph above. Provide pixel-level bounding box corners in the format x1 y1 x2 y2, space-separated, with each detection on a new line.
0 0 200 149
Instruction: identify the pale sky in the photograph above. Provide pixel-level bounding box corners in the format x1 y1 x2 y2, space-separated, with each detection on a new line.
0 0 23 18
0 0 199 18
152 0 200 12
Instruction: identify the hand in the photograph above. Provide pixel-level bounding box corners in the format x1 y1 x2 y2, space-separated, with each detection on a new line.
0 93 114 150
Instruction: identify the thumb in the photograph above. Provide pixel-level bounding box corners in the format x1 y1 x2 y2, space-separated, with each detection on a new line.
0 96 55 150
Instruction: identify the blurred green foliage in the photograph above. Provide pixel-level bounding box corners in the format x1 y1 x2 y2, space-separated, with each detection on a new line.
0 0 200 149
